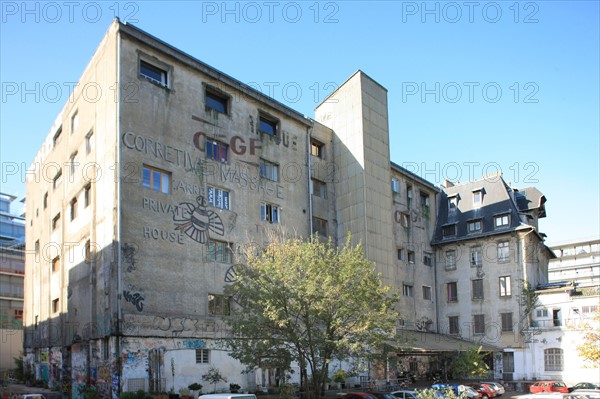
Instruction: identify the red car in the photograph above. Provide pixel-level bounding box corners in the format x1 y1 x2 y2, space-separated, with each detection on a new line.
466 383 497 399
529 381 569 393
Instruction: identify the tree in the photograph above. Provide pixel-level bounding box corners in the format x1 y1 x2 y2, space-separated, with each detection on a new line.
224 235 400 399
576 311 600 367
448 346 490 379
202 366 227 393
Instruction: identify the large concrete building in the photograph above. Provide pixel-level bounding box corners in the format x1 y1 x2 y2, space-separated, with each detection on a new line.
0 193 25 377
548 239 599 287
23 19 554 397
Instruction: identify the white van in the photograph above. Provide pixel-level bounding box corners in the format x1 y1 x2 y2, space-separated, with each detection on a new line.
200 394 257 399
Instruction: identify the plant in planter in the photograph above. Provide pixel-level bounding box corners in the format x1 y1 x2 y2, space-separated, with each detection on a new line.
188 383 203 399
332 369 348 390
179 387 191 399
230 383 241 393
202 366 227 393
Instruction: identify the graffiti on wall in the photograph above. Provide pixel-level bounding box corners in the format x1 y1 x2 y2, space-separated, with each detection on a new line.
173 196 224 244
121 243 139 272
123 290 144 312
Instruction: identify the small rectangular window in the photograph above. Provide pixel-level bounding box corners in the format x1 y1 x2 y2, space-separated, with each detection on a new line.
52 298 60 313
311 139 325 159
400 212 410 228
208 294 230 315
52 256 60 272
53 169 62 189
312 217 328 237
205 89 228 114
392 179 400 193
70 197 78 221
397 248 404 261
473 314 485 334
207 240 233 263
142 165 171 194
207 186 230 210
422 286 432 300
407 251 415 264
536 308 548 318
85 130 94 154
311 178 327 199
445 250 456 270
402 284 414 297
260 159 279 181
449 316 459 335
206 139 228 162
495 214 510 228
84 184 91 208
468 220 482 233
501 312 513 332
261 203 280 224
447 282 458 302
406 184 413 208
442 224 456 237
71 110 79 134
259 115 278 136
43 192 48 209
140 60 168 86
423 252 433 266
499 276 512 297
85 240 91 263
53 125 63 147
52 213 61 231
195 349 210 363
472 279 484 300
420 192 430 208
470 246 482 267
448 196 458 211
473 190 483 206
498 241 510 262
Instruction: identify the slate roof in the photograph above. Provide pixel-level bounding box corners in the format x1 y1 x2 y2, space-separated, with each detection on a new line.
431 176 545 245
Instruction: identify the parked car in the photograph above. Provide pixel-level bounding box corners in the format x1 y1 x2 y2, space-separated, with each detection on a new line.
431 383 478 399
529 381 569 394
342 392 396 399
570 389 600 399
481 382 506 396
569 384 599 393
391 390 419 399
466 383 497 399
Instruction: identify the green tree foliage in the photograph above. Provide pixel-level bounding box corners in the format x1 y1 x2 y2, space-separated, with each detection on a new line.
576 311 600 367
202 366 227 393
448 346 490 379
224 235 400 399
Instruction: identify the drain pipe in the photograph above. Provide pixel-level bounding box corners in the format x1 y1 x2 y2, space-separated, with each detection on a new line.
307 125 313 238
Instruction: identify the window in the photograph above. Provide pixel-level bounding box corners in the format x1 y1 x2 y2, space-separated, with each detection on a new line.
195 349 210 363
102 337 110 360
472 279 484 300
53 125 62 146
420 192 430 208
261 203 280 223
447 282 458 302
206 139 228 162
53 169 62 189
392 178 400 193
140 60 168 86
503 352 514 372
422 286 432 300
311 178 327 199
423 252 433 266
448 195 458 211
445 250 456 270
536 308 548 318
399 212 410 228
501 312 513 332
85 240 91 263
258 114 278 136
442 224 456 237
208 294 230 315
43 192 48 209
259 159 279 181
205 89 228 114
71 110 79 133
544 348 563 371
52 298 60 313
582 305 599 314
311 139 325 159
473 314 485 335
397 249 404 261
14 309 23 320
52 213 61 231
470 246 482 267
406 184 413 208
207 186 230 210
85 130 93 154
402 284 414 297
449 316 459 335
495 214 510 228
69 152 79 177
70 197 78 221
142 165 171 194
35 240 39 258
499 276 512 297
467 220 482 233
312 217 328 236
52 256 60 272
497 241 510 262
407 251 415 264
473 190 483 207
207 240 233 263
84 185 91 208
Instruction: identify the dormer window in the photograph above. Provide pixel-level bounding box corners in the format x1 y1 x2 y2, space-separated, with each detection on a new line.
495 214 510 228
467 219 482 233
448 194 459 212
442 224 456 237
472 189 484 207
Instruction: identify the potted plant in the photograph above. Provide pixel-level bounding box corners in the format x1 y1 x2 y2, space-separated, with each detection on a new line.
202 366 227 393
332 369 348 390
179 387 191 399
230 383 241 393
188 383 203 399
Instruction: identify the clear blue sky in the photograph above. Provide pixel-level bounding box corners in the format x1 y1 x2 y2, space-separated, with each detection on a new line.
1 1 598 245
